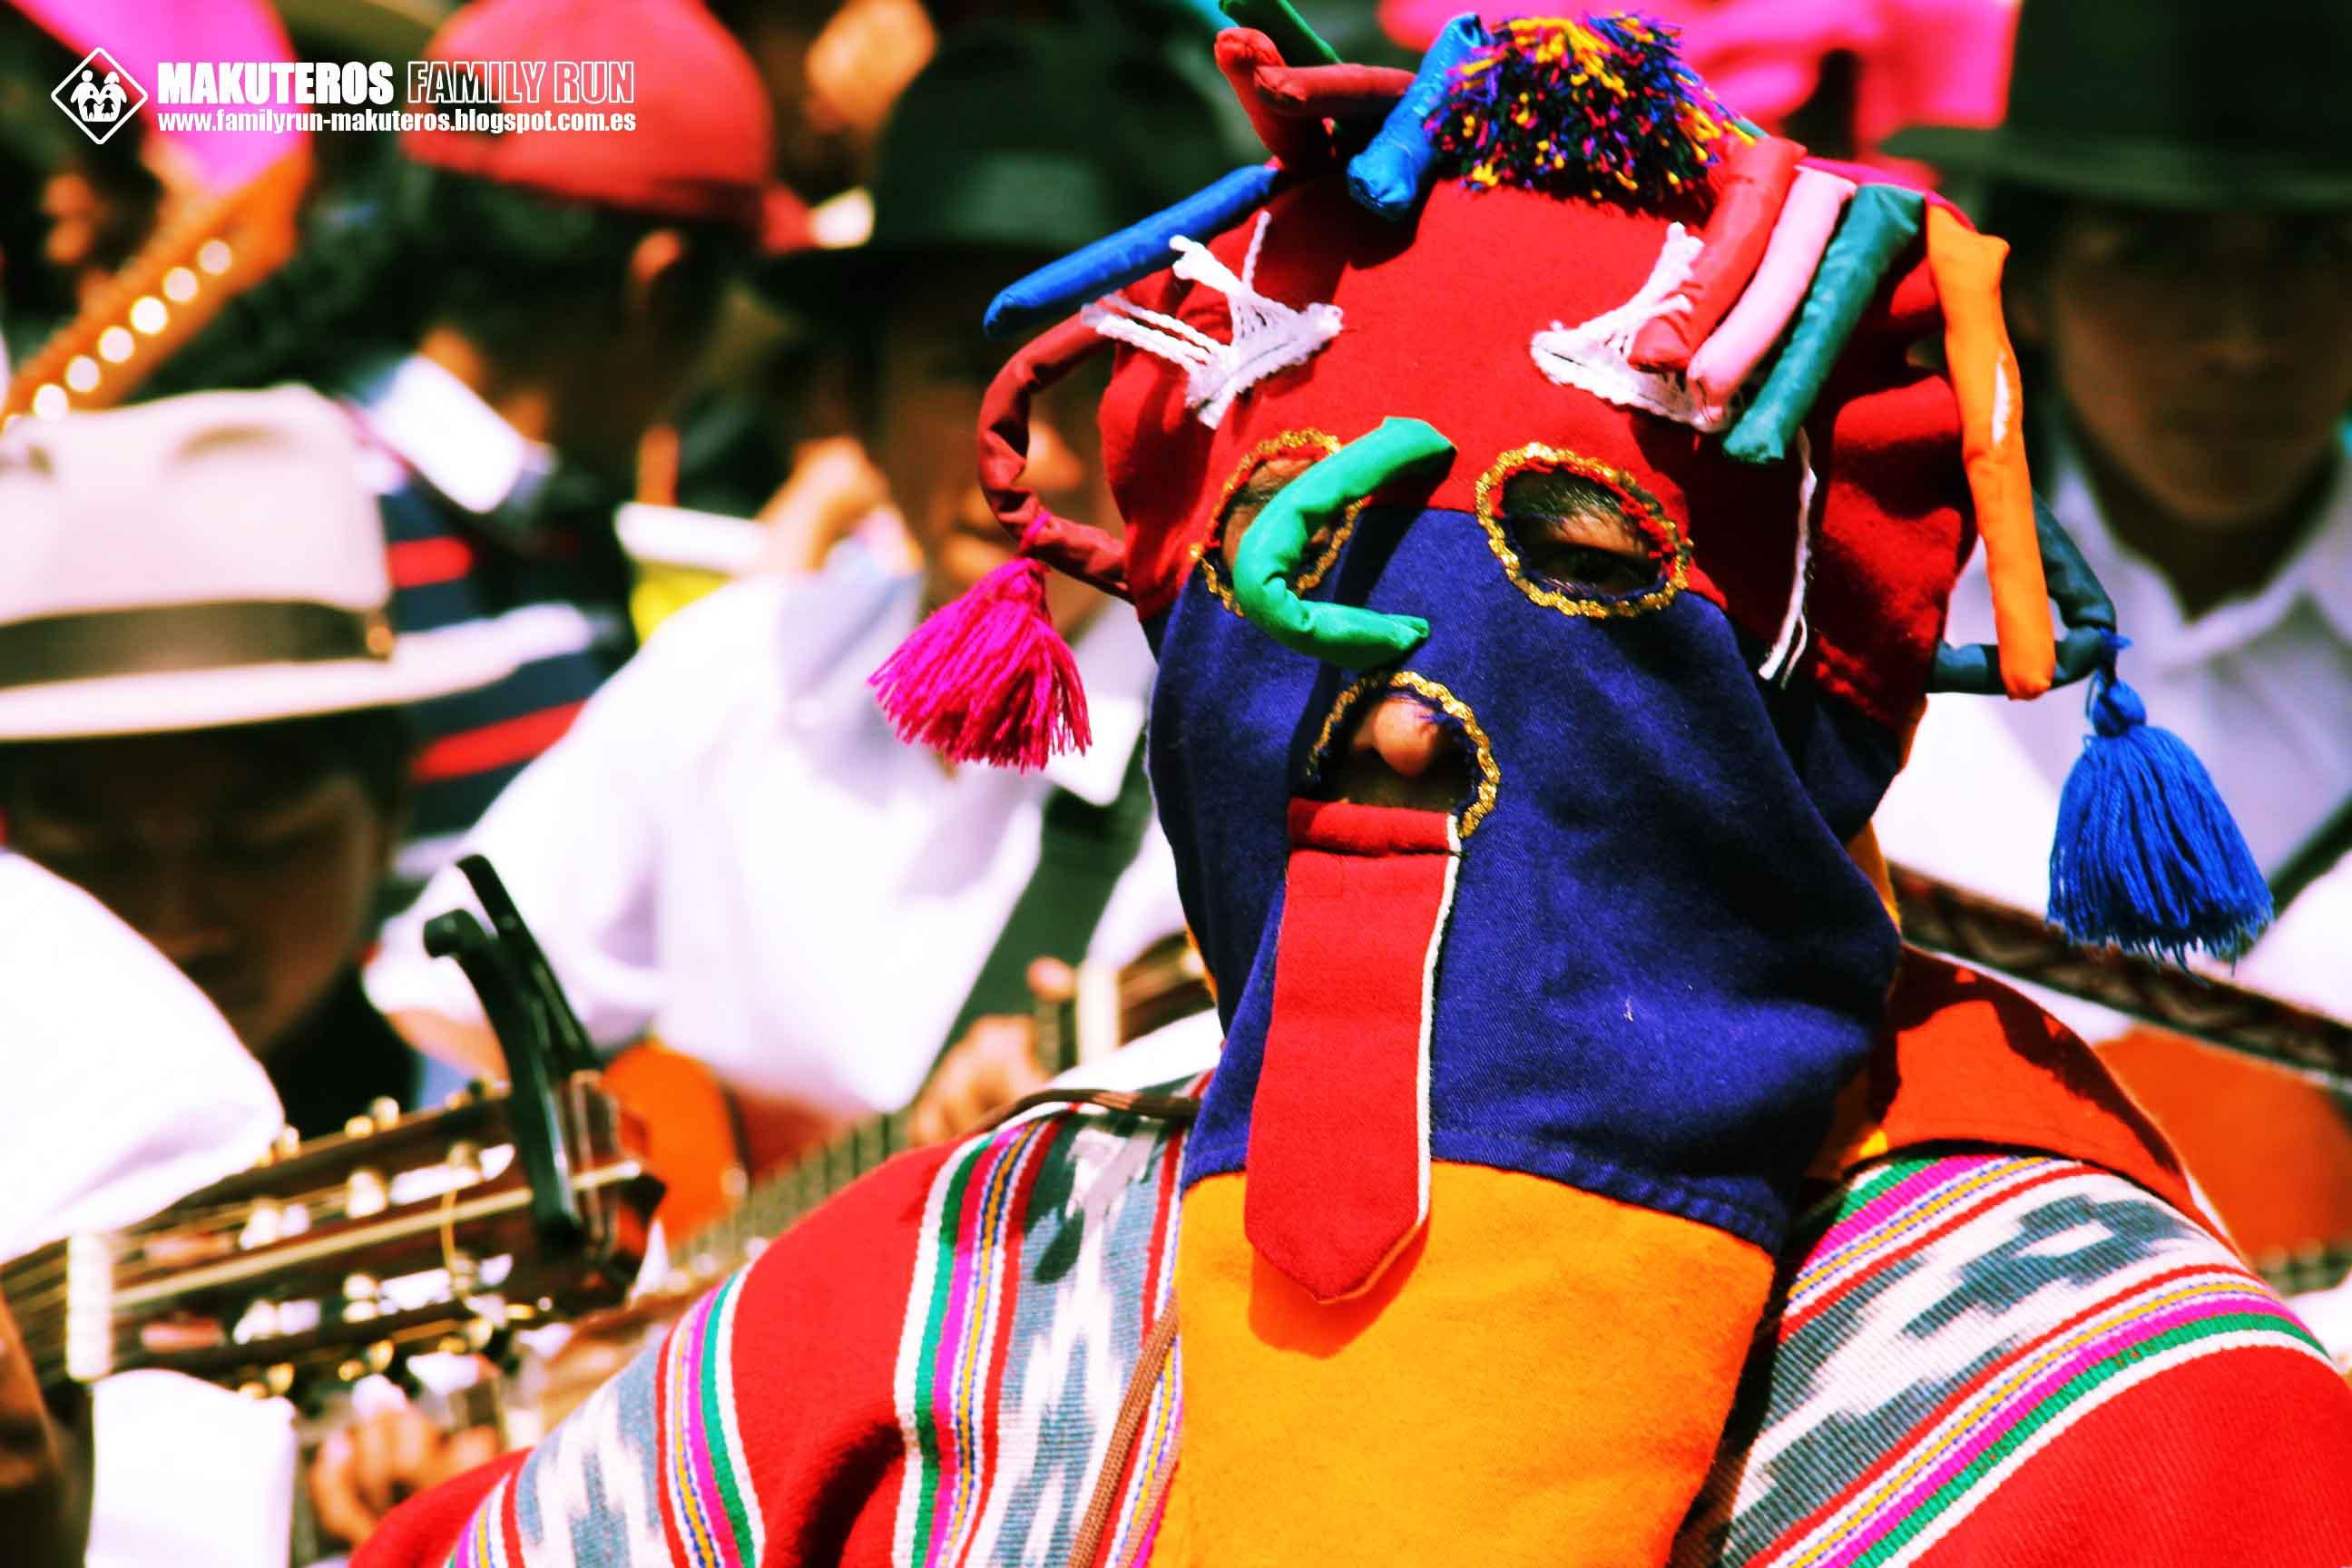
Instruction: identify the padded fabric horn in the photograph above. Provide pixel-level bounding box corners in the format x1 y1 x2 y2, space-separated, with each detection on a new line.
976 311 1133 600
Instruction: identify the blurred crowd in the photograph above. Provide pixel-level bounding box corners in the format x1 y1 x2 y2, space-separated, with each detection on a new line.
0 0 2346 1562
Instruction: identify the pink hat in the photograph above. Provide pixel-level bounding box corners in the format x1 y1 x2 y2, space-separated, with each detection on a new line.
400 0 808 253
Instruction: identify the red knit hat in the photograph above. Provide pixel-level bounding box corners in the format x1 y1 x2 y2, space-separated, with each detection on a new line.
400 0 806 252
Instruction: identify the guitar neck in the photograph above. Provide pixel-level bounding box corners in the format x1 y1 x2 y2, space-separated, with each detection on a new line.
664 933 1215 1279
687 1109 914 1271
0 1074 654 1397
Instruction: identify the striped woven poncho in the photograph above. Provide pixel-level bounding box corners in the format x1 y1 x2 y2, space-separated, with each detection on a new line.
359 955 2352 1566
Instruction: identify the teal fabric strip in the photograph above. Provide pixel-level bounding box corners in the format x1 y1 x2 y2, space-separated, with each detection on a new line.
1231 416 1450 665
1725 183 1926 466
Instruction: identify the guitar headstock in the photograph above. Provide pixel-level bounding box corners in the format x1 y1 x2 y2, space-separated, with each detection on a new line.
2 147 309 426
5 1073 655 1402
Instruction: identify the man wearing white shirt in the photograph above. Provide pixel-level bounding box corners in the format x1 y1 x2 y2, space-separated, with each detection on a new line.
0 852 289 1567
1879 0 2352 1274
368 30 1237 1168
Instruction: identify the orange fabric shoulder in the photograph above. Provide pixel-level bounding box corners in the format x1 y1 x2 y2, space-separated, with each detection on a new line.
1817 948 2206 1230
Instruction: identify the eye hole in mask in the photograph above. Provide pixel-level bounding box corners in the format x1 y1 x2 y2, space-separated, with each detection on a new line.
1305 670 1500 838
1475 444 1690 619
1200 428 1369 618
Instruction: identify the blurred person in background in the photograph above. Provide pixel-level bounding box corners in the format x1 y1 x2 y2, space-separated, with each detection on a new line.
1875 0 2352 1280
143 0 793 905
0 388 511 1137
0 12 167 359
0 1288 77 1567
0 388 524 1559
0 0 318 369
0 850 285 1568
367 25 1239 1181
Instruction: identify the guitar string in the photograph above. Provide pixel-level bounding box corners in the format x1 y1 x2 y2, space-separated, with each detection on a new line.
1 1172 375 1323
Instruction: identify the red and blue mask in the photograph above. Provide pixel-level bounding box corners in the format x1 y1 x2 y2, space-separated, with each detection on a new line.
874 12 2269 1305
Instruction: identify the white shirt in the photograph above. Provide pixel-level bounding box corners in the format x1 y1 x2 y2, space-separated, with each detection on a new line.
0 854 296 1568
366 560 1200 1116
1876 433 2352 1025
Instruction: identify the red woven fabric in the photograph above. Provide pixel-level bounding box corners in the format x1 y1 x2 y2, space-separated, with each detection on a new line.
1913 1349 2352 1563
354 1146 951 1566
1243 799 1455 1301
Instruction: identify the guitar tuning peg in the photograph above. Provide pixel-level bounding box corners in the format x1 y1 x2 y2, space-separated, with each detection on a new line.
345 1166 389 1219
445 1141 483 1182
255 1125 300 1166
239 1200 283 1250
340 1273 379 1322
368 1097 402 1127
364 1340 396 1376
344 1113 377 1139
265 1363 294 1397
231 1299 279 1343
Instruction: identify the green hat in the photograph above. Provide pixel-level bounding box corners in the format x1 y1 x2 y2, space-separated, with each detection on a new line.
1883 0 2352 210
760 24 1241 314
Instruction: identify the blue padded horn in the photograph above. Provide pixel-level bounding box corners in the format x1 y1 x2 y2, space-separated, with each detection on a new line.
983 162 1284 339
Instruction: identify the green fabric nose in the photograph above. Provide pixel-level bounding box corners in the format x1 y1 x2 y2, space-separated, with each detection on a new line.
1230 416 1453 666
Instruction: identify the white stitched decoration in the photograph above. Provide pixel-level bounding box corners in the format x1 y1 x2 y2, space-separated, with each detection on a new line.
1757 426 1816 685
1527 223 1734 432
1083 211 1344 430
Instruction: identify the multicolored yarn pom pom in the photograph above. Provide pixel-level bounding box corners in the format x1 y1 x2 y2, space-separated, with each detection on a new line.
869 556 1092 769
1430 14 1745 203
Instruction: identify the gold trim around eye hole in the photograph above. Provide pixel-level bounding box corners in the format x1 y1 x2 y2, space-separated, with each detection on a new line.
1194 428 1369 617
1473 443 1692 620
1304 670 1501 839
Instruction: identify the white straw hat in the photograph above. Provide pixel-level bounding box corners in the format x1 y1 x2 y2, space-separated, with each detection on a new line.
0 387 512 740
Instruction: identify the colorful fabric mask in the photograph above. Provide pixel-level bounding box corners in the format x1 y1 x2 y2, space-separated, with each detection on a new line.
869 10 2271 1558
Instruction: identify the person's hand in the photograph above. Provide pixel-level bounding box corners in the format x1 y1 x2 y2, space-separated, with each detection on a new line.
309 1404 500 1549
384 1007 509 1083
906 959 1074 1146
805 0 936 141
757 436 895 574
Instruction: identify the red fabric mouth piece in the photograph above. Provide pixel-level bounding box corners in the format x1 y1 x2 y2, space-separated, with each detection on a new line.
1244 799 1461 1302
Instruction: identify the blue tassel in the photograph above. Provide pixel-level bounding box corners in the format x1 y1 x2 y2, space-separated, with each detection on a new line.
2047 639 2272 962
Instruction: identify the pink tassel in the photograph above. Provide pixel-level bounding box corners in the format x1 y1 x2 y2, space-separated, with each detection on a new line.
868 557 1091 769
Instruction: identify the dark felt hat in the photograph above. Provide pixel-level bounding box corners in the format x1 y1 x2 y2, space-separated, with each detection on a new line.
1883 0 2352 209
760 24 1240 315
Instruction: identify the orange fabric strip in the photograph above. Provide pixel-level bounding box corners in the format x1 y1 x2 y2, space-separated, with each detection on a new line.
1926 204 2053 700
1161 1165 1770 1564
